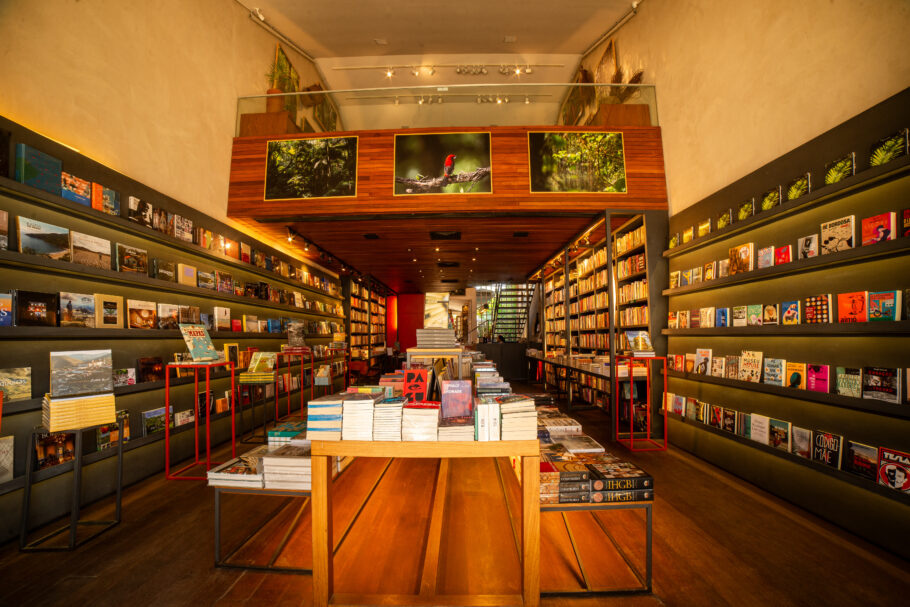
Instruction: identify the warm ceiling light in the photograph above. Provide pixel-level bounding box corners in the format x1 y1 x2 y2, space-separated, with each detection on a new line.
472 257 476 261
525 96 530 104
515 67 522 75
412 67 420 76
225 242 232 250
496 97 502 104
386 69 394 78
428 66 436 76
412 257 417 262
435 247 440 252
304 241 309 251
418 96 424 105
475 247 479 251
286 227 294 242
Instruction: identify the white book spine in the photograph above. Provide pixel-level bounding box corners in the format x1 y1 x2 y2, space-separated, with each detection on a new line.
478 403 489 441
489 402 500 441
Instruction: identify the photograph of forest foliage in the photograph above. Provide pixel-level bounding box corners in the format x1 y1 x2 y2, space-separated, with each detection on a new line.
528 132 626 193
264 136 357 200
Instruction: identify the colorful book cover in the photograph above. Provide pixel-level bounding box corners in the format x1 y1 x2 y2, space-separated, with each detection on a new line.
824 152 855 186
667 311 678 329
17 217 71 261
678 310 689 328
157 303 179 330
0 209 7 250
126 299 157 329
691 266 703 284
179 324 219 361
178 305 201 325
835 367 862 398
708 405 723 428
684 353 696 373
878 447 910 494
717 208 733 229
694 348 712 374
791 427 811 459
746 304 763 326
756 246 774 269
116 243 148 274
903 209 910 238
15 290 58 326
680 269 691 286
812 431 843 469
215 271 233 294
729 242 754 274
870 128 909 166
763 358 786 386
735 412 751 438
697 218 711 237
440 380 473 419
689 309 701 329
682 226 694 243
768 418 791 452
762 304 779 325
0 367 32 402
240 242 251 263
0 292 11 327
725 356 740 379
174 215 194 243
803 294 832 324
843 440 878 481
797 234 818 259
94 294 123 328
710 357 726 378
786 362 807 390
49 349 113 397
151 208 169 234
112 369 136 387
70 231 111 270
91 183 120 216
780 300 801 325
61 172 92 206
774 245 791 265
704 261 716 281
785 173 811 201
732 306 748 327
739 350 763 383
717 259 730 278
142 407 168 436
695 401 707 424
837 291 868 323
15 143 62 195
862 367 901 403
59 292 95 328
151 259 177 282
736 198 754 222
197 270 216 290
868 291 902 321
722 408 736 432
760 186 781 212
807 364 830 393
820 215 855 254
669 271 680 289
715 307 729 328
750 414 770 445
700 307 715 328
861 212 897 245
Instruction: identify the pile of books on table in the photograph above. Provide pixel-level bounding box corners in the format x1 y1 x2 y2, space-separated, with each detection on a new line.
42 392 116 432
373 396 406 440
498 394 538 440
539 442 653 504
267 420 308 447
239 352 277 384
402 403 440 441
262 443 312 491
306 393 344 440
341 393 381 440
207 445 269 488
415 328 457 348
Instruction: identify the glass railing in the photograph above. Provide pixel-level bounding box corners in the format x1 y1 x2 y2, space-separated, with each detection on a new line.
235 83 657 136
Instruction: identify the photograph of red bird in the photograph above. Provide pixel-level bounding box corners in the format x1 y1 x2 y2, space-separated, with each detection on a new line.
443 154 457 181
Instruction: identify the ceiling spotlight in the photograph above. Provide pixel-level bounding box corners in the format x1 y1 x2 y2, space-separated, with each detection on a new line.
412 257 417 262
386 68 394 78
412 67 420 76
437 95 443 103
504 96 510 103
472 257 476 261
496 97 502 104
525 66 533 74
286 227 295 242
418 96 424 105
515 67 522 75
475 247 479 251
394 96 399 105
476 95 482 104
428 66 436 76
481 67 488 74
407 248 412 252
304 241 309 251
524 96 530 104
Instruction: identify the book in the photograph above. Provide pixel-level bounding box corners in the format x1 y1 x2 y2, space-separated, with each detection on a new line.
710 357 726 378
151 259 177 282
762 304 779 325
786 362 807 389
680 269 691 286
861 212 897 245
240 242 251 262
138 357 164 383
820 215 855 254
717 208 733 230
735 412 751 438
213 306 231 332
17 217 71 261
797 234 818 259
70 231 111 270
0 292 9 327
700 307 715 328
0 367 31 402
697 218 711 237
127 196 153 227
0 210 7 250
760 186 781 212
870 128 909 166
90 183 120 216
843 440 878 481
15 144 63 195
750 414 769 445
785 173 811 201
768 418 791 452
868 291 902 321
113 368 136 387
59 292 95 327
624 330 653 353
725 356 740 379
142 407 167 436
862 367 901 403
739 350 763 382
197 270 216 290
904 208 910 238
774 245 791 265
732 306 747 327
179 324 219 362
763 358 786 386
96 412 130 451
791 427 811 459
440 380 473 419
803 294 832 324
746 304 763 326
877 447 910 493
682 226 694 243
15 290 58 326
835 367 862 398
837 291 868 323
729 242 754 275
669 271 680 289
691 266 702 284
173 215 194 243
34 431 76 470
126 299 157 329
49 349 113 398
806 364 830 393
684 353 696 373
215 271 233 294
115 243 148 273
780 300 800 325
708 405 722 428
812 431 843 469
722 408 736 432
177 263 197 286
0 436 12 483
678 310 689 329
151 208 169 234
715 307 729 328
693 348 712 375
717 259 730 278
703 261 716 281
736 198 754 222
756 246 774 269
61 172 92 205
93 294 123 328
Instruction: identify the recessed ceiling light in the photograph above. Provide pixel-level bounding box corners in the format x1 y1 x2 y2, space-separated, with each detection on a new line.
435 247 440 252
412 258 417 262
503 35 516 43
386 69 394 78
373 38 388 45
472 257 476 261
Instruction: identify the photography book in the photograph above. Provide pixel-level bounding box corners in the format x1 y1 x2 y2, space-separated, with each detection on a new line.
93 294 123 328
90 183 120 216
126 299 157 329
59 292 95 328
49 349 113 398
17 217 71 262
15 290 58 326
70 231 111 270
115 243 148 273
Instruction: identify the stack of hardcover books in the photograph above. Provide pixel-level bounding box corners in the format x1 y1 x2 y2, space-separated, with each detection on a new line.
498 394 538 440
42 392 116 432
415 328 457 348
43 349 116 431
267 420 308 447
239 352 277 384
341 393 379 440
373 396 406 441
262 444 312 490
401 403 439 441
438 417 475 441
306 394 344 440
538 446 654 504
206 445 269 488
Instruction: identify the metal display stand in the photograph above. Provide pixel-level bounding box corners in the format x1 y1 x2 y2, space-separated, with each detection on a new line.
19 414 126 551
165 360 236 480
614 355 668 451
277 347 315 420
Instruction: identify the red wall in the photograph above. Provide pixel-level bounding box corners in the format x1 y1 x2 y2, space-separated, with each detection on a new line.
396 294 425 351
386 295 398 349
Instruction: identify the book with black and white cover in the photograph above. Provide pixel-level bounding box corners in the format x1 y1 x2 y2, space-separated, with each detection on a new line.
791 426 811 459
732 306 748 327
127 196 153 227
725 355 740 379
820 215 855 254
797 234 819 259
373 396 406 441
862 367 901 403
878 447 910 494
710 356 726 378
812 431 843 469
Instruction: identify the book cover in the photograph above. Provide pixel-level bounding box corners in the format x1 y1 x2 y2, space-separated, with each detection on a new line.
15 290 58 326
694 348 712 375
0 367 31 402
115 243 148 274
682 226 694 243
157 303 179 330
878 447 910 494
708 405 722 428
214 306 231 332
739 350 763 382
678 310 689 329
197 270 216 290
736 198 754 222
691 266 703 284
137 357 164 383
735 412 751 438
762 304 779 325
624 330 653 352
231 319 242 332
717 259 730 278
127 196 153 227
732 306 748 327
750 414 770 445
729 242 754 275
870 128 909 166
768 418 791 452
59 292 95 328
904 208 910 238
797 234 819 259
791 427 811 459
240 242 251 263
710 356 726 378
756 246 774 269
179 324 219 361
717 208 733 230
667 311 678 329
774 245 791 265
786 362 807 389
837 291 868 323
142 407 167 436
861 212 897 245
835 367 862 398
0 436 12 483
15 144 63 196
440 380 473 419
695 401 707 423
807 364 830 393
0 292 11 327
780 300 800 325
34 431 76 470
868 291 902 321
126 299 156 329
700 307 715 328
684 353 696 373
704 261 716 281
820 215 855 254
680 269 691 286
0 209 7 250
803 294 832 324
715 307 729 328
824 152 855 186
812 431 843 469
763 358 786 386
93 294 123 328
697 218 711 237
174 215 194 243
49 349 113 397
177 263 197 286
689 310 701 329
725 356 740 379
746 304 763 326
151 259 177 282
215 271 233 294
151 208 169 234
785 173 811 201
61 172 91 206
843 440 878 481
90 183 120 216
760 186 781 212
862 367 901 403
669 271 680 289
17 217 71 261
70 231 111 270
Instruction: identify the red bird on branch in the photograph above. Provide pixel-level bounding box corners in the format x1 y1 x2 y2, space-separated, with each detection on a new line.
442 154 456 183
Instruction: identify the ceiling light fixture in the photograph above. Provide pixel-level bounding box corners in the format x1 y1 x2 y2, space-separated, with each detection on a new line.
304 241 309 252
412 67 420 76
386 68 394 78
286 227 295 242
525 96 530 104
418 96 424 104
428 66 436 76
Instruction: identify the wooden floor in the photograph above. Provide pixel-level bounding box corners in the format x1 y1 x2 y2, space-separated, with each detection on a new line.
1 384 908 607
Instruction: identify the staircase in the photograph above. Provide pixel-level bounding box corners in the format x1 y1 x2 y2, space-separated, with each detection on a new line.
491 284 534 342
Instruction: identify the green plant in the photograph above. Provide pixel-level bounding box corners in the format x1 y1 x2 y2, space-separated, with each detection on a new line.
787 177 808 200
825 157 853 185
870 135 906 166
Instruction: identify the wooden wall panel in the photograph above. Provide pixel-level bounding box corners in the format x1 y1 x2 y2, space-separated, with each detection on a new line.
227 126 668 220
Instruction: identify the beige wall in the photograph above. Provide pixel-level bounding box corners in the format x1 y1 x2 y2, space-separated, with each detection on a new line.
583 0 910 214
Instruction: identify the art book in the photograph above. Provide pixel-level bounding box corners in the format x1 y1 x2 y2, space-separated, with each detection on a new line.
786 362 807 390
697 218 712 237
812 431 843 469
725 356 740 379
768 418 791 452
736 198 755 222
91 183 120 216
682 226 695 243
760 186 781 212
791 427 811 459
824 152 855 186
667 311 678 329
750 414 770 445
735 412 751 438
715 307 729 328
762 304 779 325
179 324 219 361
878 447 910 494
868 290 902 321
723 408 737 432
15 290 58 326
710 357 726 378
862 367 901 403
803 294 832 324
694 348 712 375
49 349 113 398
669 271 680 289
684 353 696 373
177 263 197 286
127 196 153 228
709 405 723 428
732 306 748 327
797 234 818 259
678 310 689 329
61 172 92 206
214 306 231 332
739 350 763 383
837 291 868 322
807 364 830 393
126 299 156 329
15 143 63 195
774 245 791 265
440 380 473 419
197 270 216 290
17 217 71 262
70 231 111 270
680 269 691 286
785 173 811 201
756 246 774 269
729 242 754 275
820 215 855 254
704 261 716 281
717 208 733 229
59 292 95 328
763 358 786 386
700 307 715 328
157 303 179 330
781 300 800 325
691 266 703 284
843 440 878 481
0 367 32 402
116 243 148 274
689 310 701 329
835 367 862 398
746 304 763 326
718 259 730 278
870 128 908 167
861 212 897 245
94 294 123 328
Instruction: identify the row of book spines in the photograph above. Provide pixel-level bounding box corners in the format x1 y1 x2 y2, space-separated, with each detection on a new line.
540 489 653 504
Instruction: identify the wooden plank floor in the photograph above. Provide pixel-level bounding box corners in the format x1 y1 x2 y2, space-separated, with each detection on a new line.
0 383 908 606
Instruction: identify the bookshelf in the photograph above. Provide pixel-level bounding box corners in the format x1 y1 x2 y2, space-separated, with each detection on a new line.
661 90 910 557
346 277 390 363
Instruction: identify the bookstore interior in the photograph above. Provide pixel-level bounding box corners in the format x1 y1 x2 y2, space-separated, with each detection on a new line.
0 1 908 605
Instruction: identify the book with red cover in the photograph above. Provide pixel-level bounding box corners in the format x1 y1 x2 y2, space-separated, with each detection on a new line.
861 212 897 245
837 291 868 323
231 319 242 332
774 245 791 265
803 294 832 324
403 368 429 403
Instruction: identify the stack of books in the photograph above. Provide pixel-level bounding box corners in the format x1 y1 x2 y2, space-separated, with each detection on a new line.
537 408 582 438
438 417 475 441
415 328 457 348
373 396 406 441
498 394 538 440
267 420 308 447
206 445 269 488
42 392 116 432
474 396 501 441
379 371 405 395
475 362 511 398
239 352 277 384
306 393 344 440
538 447 654 504
341 393 378 440
402 403 439 441
262 444 312 490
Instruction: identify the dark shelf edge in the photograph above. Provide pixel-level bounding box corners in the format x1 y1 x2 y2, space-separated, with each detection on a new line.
662 320 910 336
0 327 343 340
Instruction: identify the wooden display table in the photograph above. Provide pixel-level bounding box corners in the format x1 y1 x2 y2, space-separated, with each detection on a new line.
310 439 541 607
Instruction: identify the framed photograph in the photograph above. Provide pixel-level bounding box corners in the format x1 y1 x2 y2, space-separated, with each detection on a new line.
528 131 626 193
394 132 492 195
264 136 358 200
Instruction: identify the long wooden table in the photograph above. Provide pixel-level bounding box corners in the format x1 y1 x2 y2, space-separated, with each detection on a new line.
311 440 541 607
